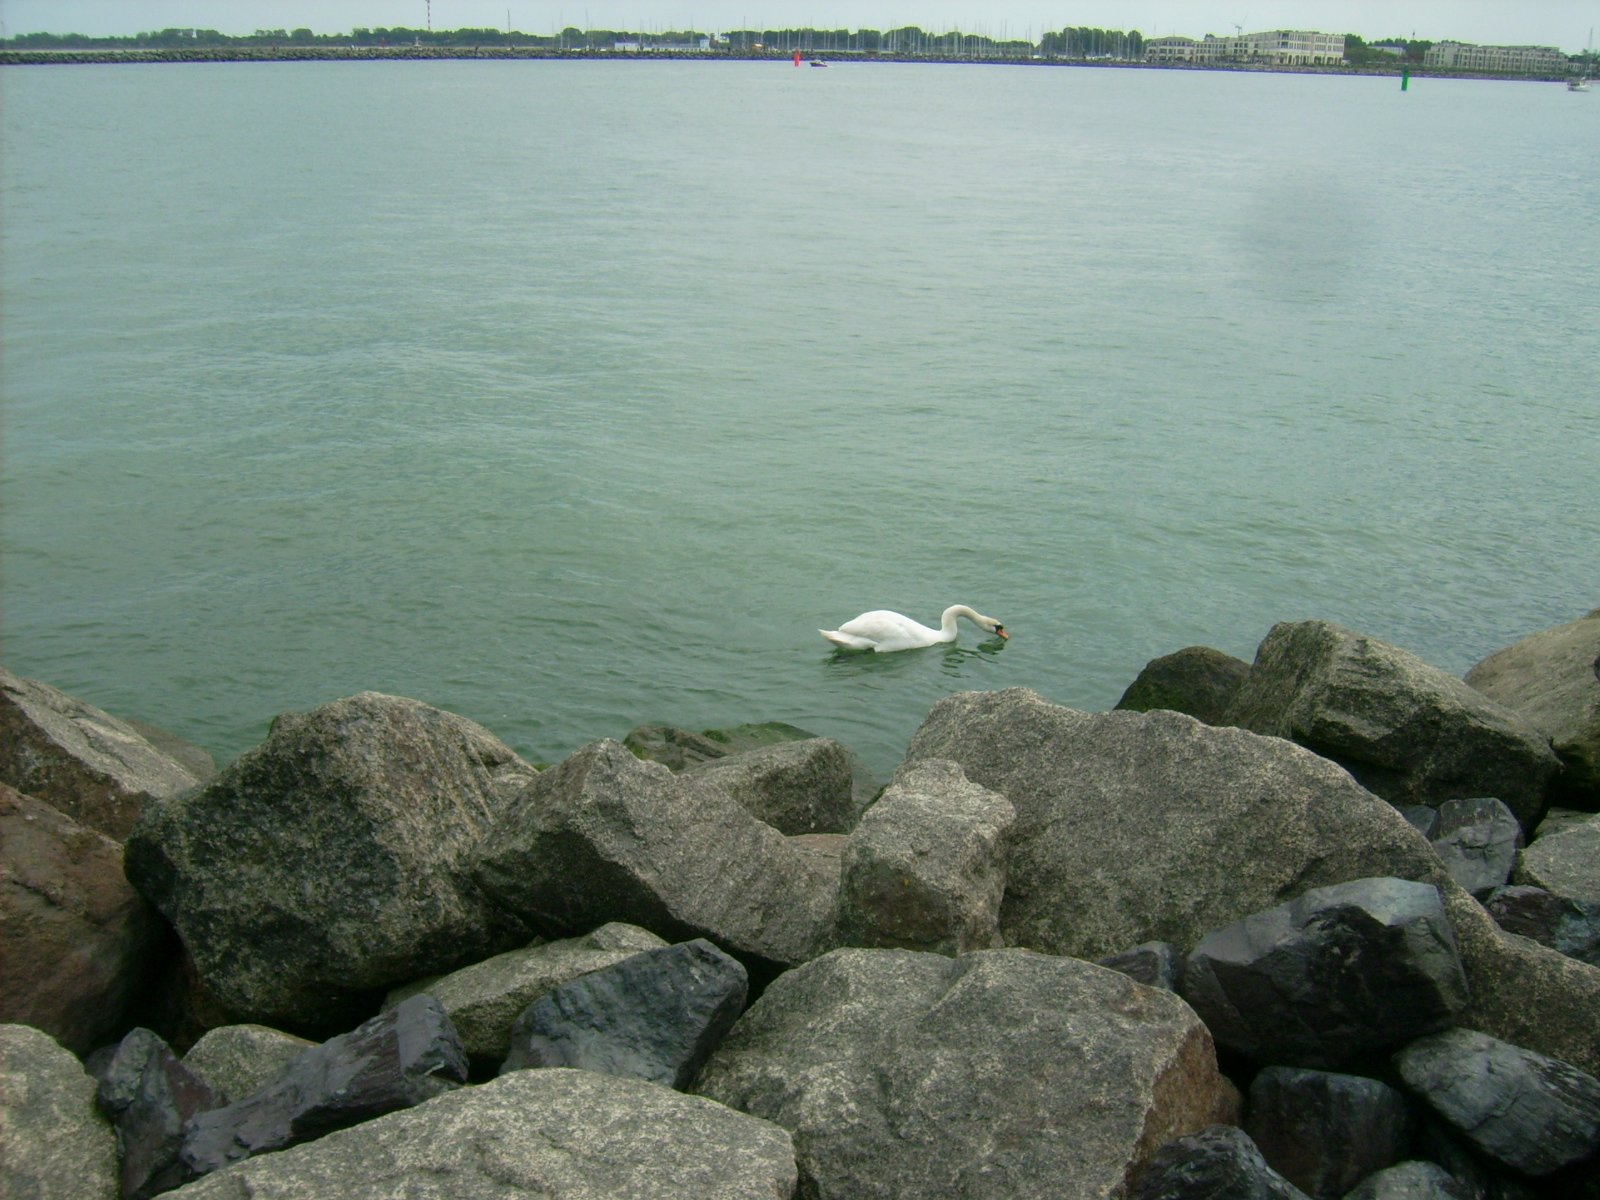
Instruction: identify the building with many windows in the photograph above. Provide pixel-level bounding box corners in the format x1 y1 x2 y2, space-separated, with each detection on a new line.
1422 42 1568 72
1146 29 1344 66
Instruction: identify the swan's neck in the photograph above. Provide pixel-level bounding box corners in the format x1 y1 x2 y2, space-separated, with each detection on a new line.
939 605 979 638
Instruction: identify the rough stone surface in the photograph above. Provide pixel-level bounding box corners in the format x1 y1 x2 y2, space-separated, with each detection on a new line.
95 1027 219 1200
1242 1066 1412 1199
0 667 202 839
474 738 838 968
0 1023 119 1200
1222 621 1559 824
123 692 539 1031
1465 607 1600 808
1116 645 1252 724
1430 797 1523 898
163 1068 797 1198
696 946 1236 1199
0 783 164 1053
383 922 667 1070
1097 942 1185 992
1128 1124 1312 1200
1394 1027 1600 1177
501 937 747 1089
180 993 468 1179
181 1024 316 1106
687 737 857 834
835 758 1013 955
1338 1161 1469 1200
1482 885 1600 967
1514 811 1600 902
1181 877 1469 1069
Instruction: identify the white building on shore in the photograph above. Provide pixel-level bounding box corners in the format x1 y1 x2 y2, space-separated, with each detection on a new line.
1145 29 1344 66
1422 42 1568 72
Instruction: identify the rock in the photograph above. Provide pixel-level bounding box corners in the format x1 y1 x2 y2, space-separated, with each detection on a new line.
902 688 1600 1077
179 993 467 1179
1400 806 1442 838
382 922 667 1071
622 722 730 769
0 1024 118 1200
1514 811 1600 902
94 1027 219 1200
1116 645 1252 724
687 737 857 834
122 719 217 785
1097 942 1185 992
1465 608 1600 808
1431 798 1522 898
1242 1065 1412 1199
835 758 1013 955
1482 885 1600 967
1180 877 1469 1069
1128 1124 1312 1200
160 1068 797 1199
123 692 539 1031
0 783 164 1054
0 667 203 839
1221 621 1559 825
181 1024 315 1106
1394 1027 1600 1177
474 739 838 969
1340 1160 1472 1200
695 946 1236 1199
500 937 747 1089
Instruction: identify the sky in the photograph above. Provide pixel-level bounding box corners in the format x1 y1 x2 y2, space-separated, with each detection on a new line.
0 1 1595 52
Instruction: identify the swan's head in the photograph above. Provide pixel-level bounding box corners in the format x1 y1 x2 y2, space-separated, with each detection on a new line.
987 620 1009 640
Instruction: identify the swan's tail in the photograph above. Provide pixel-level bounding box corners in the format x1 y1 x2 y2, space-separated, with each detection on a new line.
820 628 875 651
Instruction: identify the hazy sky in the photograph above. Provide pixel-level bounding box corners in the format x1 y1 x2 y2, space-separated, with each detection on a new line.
1 1 1596 51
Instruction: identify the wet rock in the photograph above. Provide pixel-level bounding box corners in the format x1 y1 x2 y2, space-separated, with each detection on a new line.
696 946 1236 1199
179 993 467 1179
1394 1027 1600 1177
500 937 746 1089
1341 1160 1472 1200
0 1024 118 1200
474 738 837 969
1097 941 1185 992
622 722 730 769
688 737 857 834
382 922 667 1071
1514 811 1600 902
1180 877 1469 1069
180 1024 315 1106
0 667 202 840
94 1027 218 1200
1116 645 1251 724
835 758 1013 955
124 692 539 1032
0 784 164 1054
1128 1124 1311 1200
1482 884 1600 967
1242 1065 1412 1198
1222 621 1558 825
1431 798 1522 898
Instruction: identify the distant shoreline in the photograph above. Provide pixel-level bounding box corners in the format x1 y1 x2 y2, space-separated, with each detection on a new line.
0 45 1571 83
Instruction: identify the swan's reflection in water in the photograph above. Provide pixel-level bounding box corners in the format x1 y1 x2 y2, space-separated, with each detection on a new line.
823 635 1009 680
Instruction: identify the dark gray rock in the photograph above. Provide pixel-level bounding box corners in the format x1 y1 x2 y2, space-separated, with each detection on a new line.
160 1069 798 1199
0 1024 118 1200
1128 1124 1312 1200
1394 1027 1600 1176
688 737 857 834
1514 811 1600 903
1222 621 1559 825
179 993 467 1179
1482 885 1600 967
836 759 1013 955
1181 877 1469 1069
0 667 202 840
500 937 746 1089
1431 798 1522 898
1465 608 1600 809
1097 941 1185 991
623 722 732 769
1400 806 1442 838
1243 1066 1412 1199
180 1025 315 1107
94 1027 219 1200
696 947 1237 1199
0 784 164 1054
1341 1161 1472 1200
124 692 539 1031
474 739 838 968
1116 645 1252 724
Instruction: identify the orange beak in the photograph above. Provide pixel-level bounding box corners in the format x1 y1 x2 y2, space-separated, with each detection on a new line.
995 628 1010 639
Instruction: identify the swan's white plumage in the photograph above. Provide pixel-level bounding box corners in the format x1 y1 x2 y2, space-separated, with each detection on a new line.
819 605 1008 653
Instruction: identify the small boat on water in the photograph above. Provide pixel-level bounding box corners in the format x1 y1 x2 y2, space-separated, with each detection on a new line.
1569 75 1591 91
809 59 827 67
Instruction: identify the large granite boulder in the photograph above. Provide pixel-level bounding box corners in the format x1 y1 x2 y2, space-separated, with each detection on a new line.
162 1068 797 1199
474 739 838 969
1514 811 1600 902
1116 645 1252 725
94 1027 219 1200
1465 607 1600 808
901 688 1600 1076
687 737 857 834
181 1025 315 1106
1221 621 1559 824
695 946 1236 1199
835 758 1013 954
0 1024 119 1200
123 693 539 1031
0 783 164 1053
0 667 203 839
383 922 667 1071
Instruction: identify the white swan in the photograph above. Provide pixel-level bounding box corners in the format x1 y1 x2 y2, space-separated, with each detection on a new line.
819 605 1009 653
